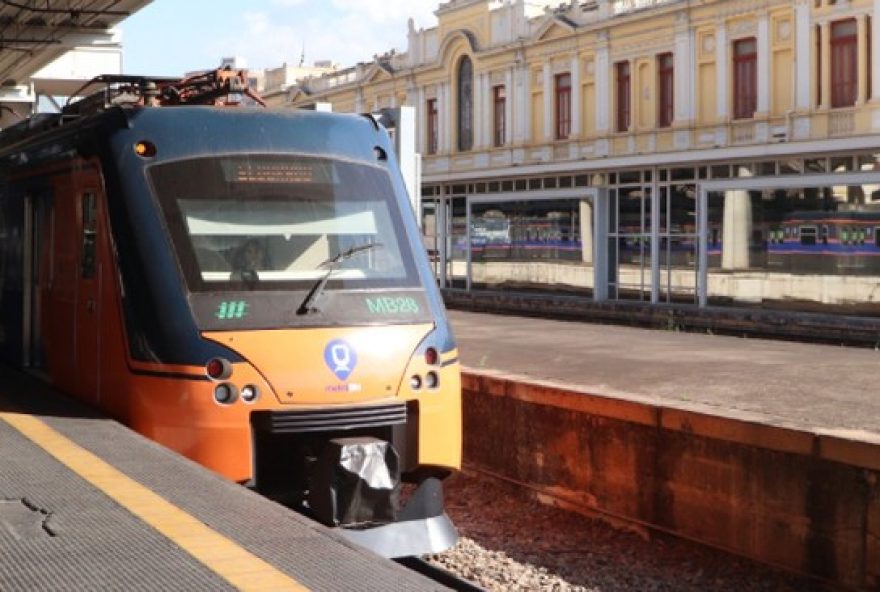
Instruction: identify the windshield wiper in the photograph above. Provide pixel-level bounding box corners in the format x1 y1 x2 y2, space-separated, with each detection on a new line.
296 242 384 315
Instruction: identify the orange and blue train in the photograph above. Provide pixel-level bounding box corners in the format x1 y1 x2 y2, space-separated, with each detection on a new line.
0 73 461 556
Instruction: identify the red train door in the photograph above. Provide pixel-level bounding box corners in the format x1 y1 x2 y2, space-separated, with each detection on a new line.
75 181 102 404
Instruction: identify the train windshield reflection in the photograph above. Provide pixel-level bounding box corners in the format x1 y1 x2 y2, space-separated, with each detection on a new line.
150 155 417 291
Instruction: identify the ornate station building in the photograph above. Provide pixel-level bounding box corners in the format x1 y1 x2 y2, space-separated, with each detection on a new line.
285 0 880 330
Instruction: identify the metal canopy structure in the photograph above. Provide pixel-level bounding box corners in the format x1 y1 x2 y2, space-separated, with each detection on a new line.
0 0 149 86
0 1 152 127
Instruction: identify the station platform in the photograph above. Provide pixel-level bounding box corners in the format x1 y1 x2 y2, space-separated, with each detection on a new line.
0 367 444 591
447 308 880 589
448 309 880 437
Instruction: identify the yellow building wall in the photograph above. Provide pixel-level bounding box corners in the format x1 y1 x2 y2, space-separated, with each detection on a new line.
637 59 652 130
285 0 879 162
698 63 717 124
437 3 490 49
584 82 595 137
771 10 794 117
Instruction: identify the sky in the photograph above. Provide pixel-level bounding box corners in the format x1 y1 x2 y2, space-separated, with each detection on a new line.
119 0 440 77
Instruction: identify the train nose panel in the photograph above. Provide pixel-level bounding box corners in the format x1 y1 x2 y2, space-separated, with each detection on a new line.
202 323 434 404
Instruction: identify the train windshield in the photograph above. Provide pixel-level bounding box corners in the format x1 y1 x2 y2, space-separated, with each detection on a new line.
149 155 419 293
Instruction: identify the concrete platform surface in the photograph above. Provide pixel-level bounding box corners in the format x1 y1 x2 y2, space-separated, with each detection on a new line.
448 310 880 439
0 368 445 592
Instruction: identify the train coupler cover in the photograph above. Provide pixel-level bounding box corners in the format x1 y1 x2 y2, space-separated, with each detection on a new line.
309 436 400 527
308 436 458 557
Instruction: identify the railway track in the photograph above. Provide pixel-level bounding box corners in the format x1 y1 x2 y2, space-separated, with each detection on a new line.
426 470 815 592
396 557 486 592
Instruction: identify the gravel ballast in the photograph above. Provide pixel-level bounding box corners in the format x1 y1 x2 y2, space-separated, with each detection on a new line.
427 471 817 592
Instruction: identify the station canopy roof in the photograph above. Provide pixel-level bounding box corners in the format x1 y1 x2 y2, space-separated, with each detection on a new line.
0 0 151 91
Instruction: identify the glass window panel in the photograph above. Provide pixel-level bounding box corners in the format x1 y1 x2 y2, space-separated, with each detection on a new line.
735 163 756 177
706 185 880 317
457 57 474 152
757 162 776 176
779 159 804 174
671 167 695 181
619 170 641 184
805 158 827 173
857 153 880 171
711 165 731 178
468 198 594 297
831 156 854 172
659 186 669 234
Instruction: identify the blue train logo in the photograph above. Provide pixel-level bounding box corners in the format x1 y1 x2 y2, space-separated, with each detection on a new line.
324 339 357 381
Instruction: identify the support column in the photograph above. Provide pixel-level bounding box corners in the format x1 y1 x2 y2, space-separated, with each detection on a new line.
439 82 450 153
596 36 610 134
722 169 753 270
857 14 869 105
523 62 532 143
674 21 694 124
722 192 752 269
482 72 492 148
820 21 831 109
417 86 426 154
874 0 880 101
543 61 553 140
473 71 484 149
580 199 593 264
629 58 637 132
505 67 514 146
757 12 770 115
571 55 582 138
795 1 811 111
716 23 729 119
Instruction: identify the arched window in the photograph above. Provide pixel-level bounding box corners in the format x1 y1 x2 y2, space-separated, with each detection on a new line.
457 56 473 152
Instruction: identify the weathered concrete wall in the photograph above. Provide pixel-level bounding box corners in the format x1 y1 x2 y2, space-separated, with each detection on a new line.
462 370 880 589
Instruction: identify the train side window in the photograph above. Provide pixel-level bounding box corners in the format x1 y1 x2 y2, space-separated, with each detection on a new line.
875 227 880 248
81 193 97 279
799 225 817 246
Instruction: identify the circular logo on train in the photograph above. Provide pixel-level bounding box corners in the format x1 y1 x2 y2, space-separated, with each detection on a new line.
324 339 357 381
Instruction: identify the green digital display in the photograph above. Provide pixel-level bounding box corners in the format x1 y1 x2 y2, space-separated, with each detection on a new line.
365 296 420 315
216 300 249 320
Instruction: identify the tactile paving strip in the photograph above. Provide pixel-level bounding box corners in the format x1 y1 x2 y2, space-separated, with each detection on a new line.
0 369 445 592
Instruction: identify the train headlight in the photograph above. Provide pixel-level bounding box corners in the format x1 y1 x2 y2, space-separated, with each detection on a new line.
241 384 260 403
425 371 439 389
134 140 157 158
214 383 239 405
206 358 232 381
410 375 422 390
425 347 439 366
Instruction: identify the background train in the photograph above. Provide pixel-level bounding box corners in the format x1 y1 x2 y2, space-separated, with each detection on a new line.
452 200 880 275
0 70 461 557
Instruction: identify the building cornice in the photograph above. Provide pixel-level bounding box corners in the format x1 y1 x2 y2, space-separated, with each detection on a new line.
422 134 880 183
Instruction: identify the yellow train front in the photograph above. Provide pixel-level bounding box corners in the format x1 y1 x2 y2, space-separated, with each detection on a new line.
0 100 461 557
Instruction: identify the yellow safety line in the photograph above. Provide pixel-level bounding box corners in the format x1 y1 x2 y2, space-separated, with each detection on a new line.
0 412 308 592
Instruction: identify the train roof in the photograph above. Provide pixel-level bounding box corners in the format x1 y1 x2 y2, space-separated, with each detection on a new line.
785 209 880 221
0 69 389 166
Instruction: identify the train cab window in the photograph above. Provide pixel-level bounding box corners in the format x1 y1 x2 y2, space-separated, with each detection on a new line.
799 225 817 246
81 193 97 279
149 155 419 293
